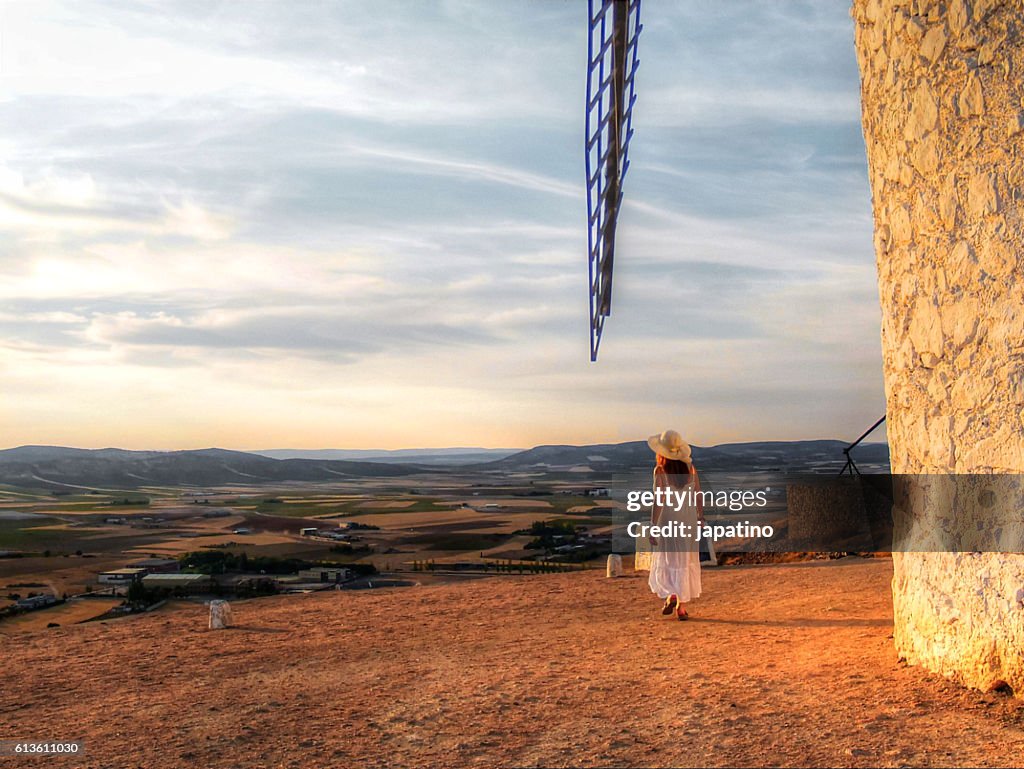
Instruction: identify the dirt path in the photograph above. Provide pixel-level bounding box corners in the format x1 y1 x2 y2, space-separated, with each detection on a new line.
2 558 1022 768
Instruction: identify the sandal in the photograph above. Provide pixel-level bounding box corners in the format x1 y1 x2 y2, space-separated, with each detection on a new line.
676 607 689 621
661 594 678 615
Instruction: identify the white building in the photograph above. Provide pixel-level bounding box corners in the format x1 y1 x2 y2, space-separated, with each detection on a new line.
98 568 147 584
141 573 210 590
16 595 58 610
297 567 350 584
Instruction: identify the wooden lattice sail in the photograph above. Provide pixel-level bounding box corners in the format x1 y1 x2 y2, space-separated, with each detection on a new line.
585 0 642 361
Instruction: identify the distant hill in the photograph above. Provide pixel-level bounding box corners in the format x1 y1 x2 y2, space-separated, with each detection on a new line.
253 447 521 465
0 439 891 490
486 440 890 473
0 445 421 491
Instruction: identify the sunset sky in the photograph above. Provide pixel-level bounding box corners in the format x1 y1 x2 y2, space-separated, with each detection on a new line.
0 1 884 451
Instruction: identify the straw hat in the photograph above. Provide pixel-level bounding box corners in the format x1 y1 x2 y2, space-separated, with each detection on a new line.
647 429 691 462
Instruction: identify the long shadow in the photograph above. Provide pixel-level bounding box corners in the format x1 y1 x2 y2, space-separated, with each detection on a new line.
693 617 891 629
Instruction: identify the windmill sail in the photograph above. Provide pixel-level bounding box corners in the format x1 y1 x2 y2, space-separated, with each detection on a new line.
585 0 642 361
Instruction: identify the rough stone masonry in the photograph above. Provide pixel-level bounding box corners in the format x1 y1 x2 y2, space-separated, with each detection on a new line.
853 0 1024 695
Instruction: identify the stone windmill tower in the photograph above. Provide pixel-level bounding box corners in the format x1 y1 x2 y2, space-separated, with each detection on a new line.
853 0 1024 695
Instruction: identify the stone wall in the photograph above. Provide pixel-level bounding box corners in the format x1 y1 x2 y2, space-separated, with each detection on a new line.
852 0 1024 695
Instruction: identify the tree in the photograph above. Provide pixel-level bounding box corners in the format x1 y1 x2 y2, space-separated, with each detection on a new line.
126 579 150 606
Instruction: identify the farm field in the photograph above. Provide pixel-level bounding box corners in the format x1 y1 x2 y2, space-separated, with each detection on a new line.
0 596 122 634
0 470 616 618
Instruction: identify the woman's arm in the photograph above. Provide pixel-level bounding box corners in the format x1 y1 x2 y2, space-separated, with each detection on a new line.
693 465 704 524
650 467 666 544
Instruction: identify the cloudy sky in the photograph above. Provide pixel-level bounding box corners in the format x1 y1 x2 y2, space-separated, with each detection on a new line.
0 0 884 451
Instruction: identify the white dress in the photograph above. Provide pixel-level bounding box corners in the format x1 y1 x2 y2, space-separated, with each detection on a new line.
647 467 702 602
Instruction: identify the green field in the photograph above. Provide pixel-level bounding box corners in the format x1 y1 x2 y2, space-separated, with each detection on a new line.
253 496 451 517
543 495 599 513
0 474 617 592
404 532 511 551
0 517 70 551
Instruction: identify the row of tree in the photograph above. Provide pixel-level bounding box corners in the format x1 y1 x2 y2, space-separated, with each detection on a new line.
410 559 584 574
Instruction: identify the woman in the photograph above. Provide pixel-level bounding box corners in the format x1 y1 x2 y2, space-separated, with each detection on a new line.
646 429 703 621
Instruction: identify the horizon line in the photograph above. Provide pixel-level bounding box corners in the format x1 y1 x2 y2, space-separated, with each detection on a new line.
0 437 891 454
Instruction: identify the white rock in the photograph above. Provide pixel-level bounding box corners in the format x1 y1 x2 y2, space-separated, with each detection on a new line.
1008 112 1024 137
908 297 945 354
906 84 940 140
968 172 998 216
606 554 623 578
890 204 915 243
911 133 941 177
208 599 233 630
958 72 986 116
921 25 948 64
948 0 971 35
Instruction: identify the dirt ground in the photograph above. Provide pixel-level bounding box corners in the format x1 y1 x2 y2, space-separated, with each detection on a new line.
2 558 1023 768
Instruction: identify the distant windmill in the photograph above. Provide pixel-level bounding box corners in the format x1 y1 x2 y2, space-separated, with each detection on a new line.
585 0 642 361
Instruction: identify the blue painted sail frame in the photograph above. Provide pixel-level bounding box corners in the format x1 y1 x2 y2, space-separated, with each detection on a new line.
585 0 642 361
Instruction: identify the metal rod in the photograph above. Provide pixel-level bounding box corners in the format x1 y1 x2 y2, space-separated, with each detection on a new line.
839 415 887 476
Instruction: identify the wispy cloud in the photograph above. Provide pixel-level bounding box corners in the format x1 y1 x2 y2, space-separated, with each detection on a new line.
0 0 882 450
341 143 581 200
